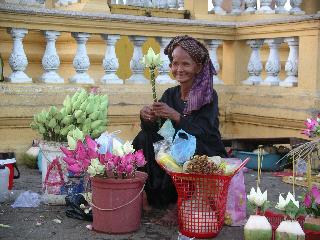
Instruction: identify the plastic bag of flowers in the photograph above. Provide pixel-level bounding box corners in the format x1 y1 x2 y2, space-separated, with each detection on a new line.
244 187 272 240
303 185 320 232
275 192 305 240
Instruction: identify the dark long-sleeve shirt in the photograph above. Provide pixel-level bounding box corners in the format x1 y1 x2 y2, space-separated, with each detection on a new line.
141 85 226 157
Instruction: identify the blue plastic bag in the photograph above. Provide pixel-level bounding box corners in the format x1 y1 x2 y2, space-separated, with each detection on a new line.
170 130 196 164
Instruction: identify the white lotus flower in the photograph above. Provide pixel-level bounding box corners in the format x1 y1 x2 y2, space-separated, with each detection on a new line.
112 138 124 157
87 165 96 177
247 187 268 207
87 158 105 177
275 194 287 211
275 192 299 211
123 141 135 155
142 47 161 69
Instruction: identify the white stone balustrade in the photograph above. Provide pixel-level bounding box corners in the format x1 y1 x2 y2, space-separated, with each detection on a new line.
244 0 257 14
275 0 288 14
290 0 305 15
56 0 79 7
155 37 175 84
1 28 301 88
70 32 94 84
114 0 183 9
101 34 123 84
261 38 283 86
210 0 305 15
243 39 264 85
231 0 242 15
126 36 148 84
40 30 64 83
6 28 32 83
211 0 226 15
280 37 299 87
206 39 224 85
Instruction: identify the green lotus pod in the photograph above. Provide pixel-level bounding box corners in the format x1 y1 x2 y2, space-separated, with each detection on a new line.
89 112 99 121
80 99 88 112
60 107 67 117
60 126 69 136
48 118 57 128
67 135 77 150
54 126 61 134
38 125 46 134
91 120 103 129
74 110 83 119
55 112 63 121
70 128 84 142
77 115 86 124
82 124 91 135
30 122 38 130
49 106 58 115
63 95 71 107
96 125 107 134
67 124 75 131
37 113 46 124
91 129 101 138
61 115 73 125
71 99 80 112
99 100 108 111
85 101 95 115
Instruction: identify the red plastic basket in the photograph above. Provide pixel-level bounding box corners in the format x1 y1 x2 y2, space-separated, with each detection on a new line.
167 158 249 239
264 210 320 240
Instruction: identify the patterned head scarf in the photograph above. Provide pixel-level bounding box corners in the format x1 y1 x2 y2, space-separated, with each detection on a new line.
164 35 216 115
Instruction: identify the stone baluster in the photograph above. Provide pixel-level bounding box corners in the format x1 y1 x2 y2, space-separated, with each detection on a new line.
280 37 299 87
126 36 148 84
168 0 177 9
256 0 274 14
155 37 175 84
261 38 283 86
206 39 223 85
126 0 133 5
101 34 123 84
70 32 93 84
231 0 242 15
244 0 257 14
212 0 226 15
290 0 305 15
6 28 32 83
40 31 63 83
158 0 167 8
177 0 184 10
243 39 264 85
275 0 288 14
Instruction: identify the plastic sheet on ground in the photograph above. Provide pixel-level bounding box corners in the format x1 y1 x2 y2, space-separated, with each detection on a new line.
11 191 41 208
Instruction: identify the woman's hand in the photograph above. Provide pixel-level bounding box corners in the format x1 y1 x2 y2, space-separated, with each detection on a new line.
140 105 157 122
152 102 181 123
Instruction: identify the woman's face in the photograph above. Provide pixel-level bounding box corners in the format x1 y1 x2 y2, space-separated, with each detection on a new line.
170 46 201 85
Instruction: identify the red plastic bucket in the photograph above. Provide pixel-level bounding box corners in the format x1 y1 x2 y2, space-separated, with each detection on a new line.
0 153 20 190
91 171 148 234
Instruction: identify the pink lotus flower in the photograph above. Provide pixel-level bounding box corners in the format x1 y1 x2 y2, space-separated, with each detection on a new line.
311 186 320 204
304 193 312 208
304 186 320 217
62 135 147 179
134 150 146 167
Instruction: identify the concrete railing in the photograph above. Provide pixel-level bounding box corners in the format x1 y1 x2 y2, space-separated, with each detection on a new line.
111 0 184 10
211 0 304 15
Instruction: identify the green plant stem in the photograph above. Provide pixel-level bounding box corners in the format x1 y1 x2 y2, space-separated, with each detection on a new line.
150 68 157 102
